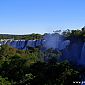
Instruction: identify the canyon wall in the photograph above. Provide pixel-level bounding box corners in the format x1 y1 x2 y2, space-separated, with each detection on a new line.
0 33 85 66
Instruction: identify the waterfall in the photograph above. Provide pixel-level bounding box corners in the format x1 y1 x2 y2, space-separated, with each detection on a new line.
0 33 70 51
0 34 85 67
44 33 64 49
59 40 70 50
79 42 85 65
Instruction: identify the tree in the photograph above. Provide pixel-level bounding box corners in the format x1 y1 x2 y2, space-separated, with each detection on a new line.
0 76 11 85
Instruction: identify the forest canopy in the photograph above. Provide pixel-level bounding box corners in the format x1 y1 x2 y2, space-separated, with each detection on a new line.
0 44 81 85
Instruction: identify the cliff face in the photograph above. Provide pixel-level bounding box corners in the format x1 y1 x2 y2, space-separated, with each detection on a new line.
0 40 44 50
44 34 85 66
61 41 84 65
43 33 70 50
0 33 85 66
0 33 70 50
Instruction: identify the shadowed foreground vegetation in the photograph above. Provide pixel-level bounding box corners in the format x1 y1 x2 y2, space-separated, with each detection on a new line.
0 44 81 85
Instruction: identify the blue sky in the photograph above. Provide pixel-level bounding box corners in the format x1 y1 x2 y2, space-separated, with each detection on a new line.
0 0 85 34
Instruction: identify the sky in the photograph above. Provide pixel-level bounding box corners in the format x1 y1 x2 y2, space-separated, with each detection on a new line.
0 0 85 34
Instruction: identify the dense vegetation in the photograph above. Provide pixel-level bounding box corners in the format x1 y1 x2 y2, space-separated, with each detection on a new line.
0 44 81 85
62 27 85 41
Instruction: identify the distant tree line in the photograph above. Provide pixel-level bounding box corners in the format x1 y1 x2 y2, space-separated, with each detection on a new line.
0 27 85 41
0 33 43 40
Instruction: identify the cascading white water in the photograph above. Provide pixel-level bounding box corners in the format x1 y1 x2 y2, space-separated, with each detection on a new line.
1 33 85 67
44 33 62 49
79 42 85 65
44 33 70 50
59 40 70 50
0 33 70 50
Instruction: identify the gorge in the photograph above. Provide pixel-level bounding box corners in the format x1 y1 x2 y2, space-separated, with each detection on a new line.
0 33 85 66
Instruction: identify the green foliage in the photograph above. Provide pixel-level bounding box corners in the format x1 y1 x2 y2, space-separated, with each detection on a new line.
0 76 11 85
0 42 81 85
19 73 35 85
43 48 61 64
29 61 80 85
0 33 43 40
0 45 16 58
62 27 85 41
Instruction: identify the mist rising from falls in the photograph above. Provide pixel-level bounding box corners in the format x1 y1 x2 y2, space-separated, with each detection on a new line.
44 33 70 50
44 33 85 66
